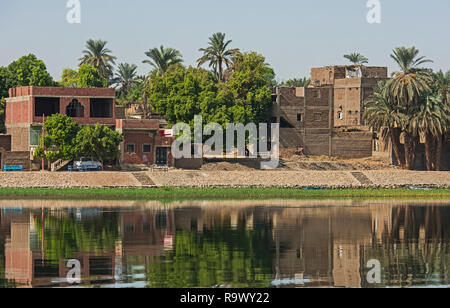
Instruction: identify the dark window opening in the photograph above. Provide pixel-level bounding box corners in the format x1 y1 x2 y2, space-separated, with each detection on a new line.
33 260 59 278
35 97 60 117
89 257 113 276
280 117 294 128
297 114 303 122
143 222 151 233
155 211 168 229
90 98 113 118
126 144 135 154
66 99 84 118
143 144 151 153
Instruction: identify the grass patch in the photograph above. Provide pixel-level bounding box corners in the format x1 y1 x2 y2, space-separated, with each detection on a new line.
0 187 449 201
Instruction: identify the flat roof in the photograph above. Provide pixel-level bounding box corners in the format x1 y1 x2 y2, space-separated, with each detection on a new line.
8 86 116 99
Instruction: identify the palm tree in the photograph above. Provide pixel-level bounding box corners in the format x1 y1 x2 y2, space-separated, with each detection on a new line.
197 33 240 82
386 47 433 105
112 63 138 98
386 47 433 169
143 46 183 76
433 70 450 105
79 39 116 80
364 82 406 168
410 95 449 171
343 53 369 66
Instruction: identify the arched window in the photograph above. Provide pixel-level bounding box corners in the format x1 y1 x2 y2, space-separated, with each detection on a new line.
66 99 84 118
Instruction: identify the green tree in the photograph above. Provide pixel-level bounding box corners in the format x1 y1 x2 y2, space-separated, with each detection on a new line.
145 52 272 130
77 64 108 88
34 114 80 163
74 124 123 165
364 81 406 168
385 47 433 169
0 67 16 133
145 65 217 126
197 33 240 82
0 98 5 133
410 95 449 171
60 68 79 87
344 53 369 66
221 52 273 125
79 39 116 80
112 63 139 98
432 70 450 105
143 46 183 76
7 54 55 87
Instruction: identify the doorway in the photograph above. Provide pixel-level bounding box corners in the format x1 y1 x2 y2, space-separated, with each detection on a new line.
155 147 168 165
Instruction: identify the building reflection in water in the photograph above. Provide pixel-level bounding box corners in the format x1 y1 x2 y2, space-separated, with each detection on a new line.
0 201 448 288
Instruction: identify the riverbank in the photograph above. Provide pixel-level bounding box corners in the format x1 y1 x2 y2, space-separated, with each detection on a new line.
0 187 449 200
0 170 449 189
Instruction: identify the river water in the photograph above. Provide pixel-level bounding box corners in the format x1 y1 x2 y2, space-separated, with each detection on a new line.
0 199 448 288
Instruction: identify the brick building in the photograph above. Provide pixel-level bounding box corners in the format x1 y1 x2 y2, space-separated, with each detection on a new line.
2 86 174 169
116 119 174 166
271 65 387 157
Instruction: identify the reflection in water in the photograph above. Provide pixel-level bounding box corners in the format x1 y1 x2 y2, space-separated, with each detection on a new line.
0 201 448 288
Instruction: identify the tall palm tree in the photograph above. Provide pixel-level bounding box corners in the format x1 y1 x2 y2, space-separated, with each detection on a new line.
143 46 183 76
364 82 406 168
385 47 433 169
79 39 116 80
386 47 433 105
343 53 369 66
433 70 450 105
112 63 138 98
410 95 449 171
197 33 240 82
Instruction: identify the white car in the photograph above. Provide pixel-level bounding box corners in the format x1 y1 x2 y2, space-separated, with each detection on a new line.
73 158 103 171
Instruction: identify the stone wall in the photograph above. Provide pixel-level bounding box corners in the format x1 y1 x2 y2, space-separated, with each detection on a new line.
331 131 373 158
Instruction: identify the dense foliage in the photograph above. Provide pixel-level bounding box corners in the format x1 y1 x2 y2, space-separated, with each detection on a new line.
145 52 273 130
34 114 123 164
364 47 450 171
0 54 55 132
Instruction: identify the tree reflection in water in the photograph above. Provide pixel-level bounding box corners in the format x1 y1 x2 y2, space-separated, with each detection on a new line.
0 202 448 288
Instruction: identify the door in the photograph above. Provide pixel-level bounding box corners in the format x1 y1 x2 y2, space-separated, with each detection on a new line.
155 147 168 165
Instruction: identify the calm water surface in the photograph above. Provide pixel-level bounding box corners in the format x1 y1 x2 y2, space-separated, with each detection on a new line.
0 200 449 288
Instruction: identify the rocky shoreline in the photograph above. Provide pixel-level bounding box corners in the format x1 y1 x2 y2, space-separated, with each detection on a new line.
0 170 449 189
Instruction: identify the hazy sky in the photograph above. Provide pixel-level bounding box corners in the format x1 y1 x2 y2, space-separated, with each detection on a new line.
0 0 449 82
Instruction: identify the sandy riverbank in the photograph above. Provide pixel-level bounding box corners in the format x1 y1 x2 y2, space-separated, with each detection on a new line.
0 170 448 189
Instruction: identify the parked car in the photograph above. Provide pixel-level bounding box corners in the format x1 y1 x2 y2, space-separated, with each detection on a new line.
72 158 103 171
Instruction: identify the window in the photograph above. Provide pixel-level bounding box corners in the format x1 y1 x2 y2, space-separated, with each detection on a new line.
35 97 60 117
313 90 321 99
338 112 343 120
66 99 84 118
126 144 135 154
314 113 322 121
143 144 151 153
90 98 113 118
30 126 42 146
297 114 303 122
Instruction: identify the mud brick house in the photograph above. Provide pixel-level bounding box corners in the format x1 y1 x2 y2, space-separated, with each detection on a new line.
3 86 174 170
271 65 388 158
